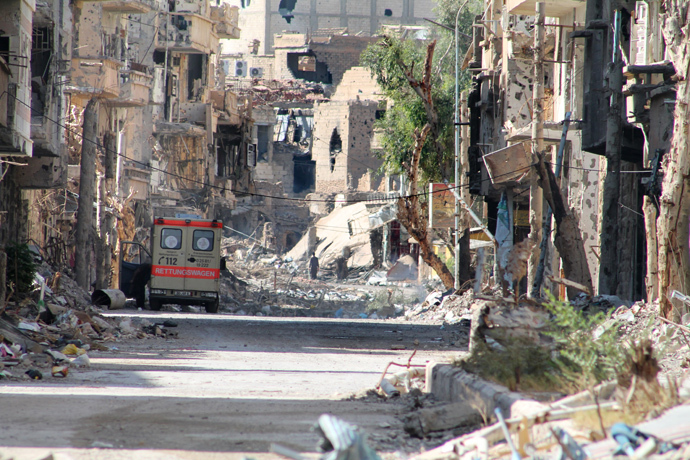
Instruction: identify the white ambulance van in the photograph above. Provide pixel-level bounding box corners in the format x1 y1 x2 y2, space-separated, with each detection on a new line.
120 217 223 313
149 217 223 312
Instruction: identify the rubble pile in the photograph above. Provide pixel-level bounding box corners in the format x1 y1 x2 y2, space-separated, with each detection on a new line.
0 262 176 382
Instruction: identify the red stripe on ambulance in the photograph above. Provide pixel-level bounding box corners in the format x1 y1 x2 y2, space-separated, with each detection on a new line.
152 265 220 279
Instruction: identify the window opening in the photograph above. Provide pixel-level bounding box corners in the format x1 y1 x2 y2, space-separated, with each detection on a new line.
31 27 53 118
278 0 297 23
329 128 341 172
257 125 270 161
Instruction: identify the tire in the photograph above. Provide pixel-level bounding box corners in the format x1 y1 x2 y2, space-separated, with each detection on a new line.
149 298 162 311
205 297 219 313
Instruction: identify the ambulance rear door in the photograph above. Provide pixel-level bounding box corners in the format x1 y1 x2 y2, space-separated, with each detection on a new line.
184 221 222 293
151 219 189 293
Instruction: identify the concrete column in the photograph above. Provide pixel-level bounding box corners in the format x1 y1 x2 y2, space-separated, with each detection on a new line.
527 2 545 295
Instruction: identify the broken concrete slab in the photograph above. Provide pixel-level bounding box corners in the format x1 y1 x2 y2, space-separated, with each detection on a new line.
404 402 484 438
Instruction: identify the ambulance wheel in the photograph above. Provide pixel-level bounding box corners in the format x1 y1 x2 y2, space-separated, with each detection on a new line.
205 298 219 313
149 299 162 311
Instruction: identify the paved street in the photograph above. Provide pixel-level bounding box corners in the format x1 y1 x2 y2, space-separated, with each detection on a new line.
0 312 466 460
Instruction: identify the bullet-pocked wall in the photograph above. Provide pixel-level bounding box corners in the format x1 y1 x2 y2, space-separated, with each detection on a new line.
224 0 436 56
313 99 381 194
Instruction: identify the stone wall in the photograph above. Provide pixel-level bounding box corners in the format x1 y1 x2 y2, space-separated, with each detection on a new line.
310 35 377 87
254 142 295 186
313 99 381 194
332 67 381 101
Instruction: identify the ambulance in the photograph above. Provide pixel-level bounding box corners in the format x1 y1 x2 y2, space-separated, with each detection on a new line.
120 217 224 313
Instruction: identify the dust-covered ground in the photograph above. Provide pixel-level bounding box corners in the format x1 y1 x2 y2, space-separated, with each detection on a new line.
0 301 475 460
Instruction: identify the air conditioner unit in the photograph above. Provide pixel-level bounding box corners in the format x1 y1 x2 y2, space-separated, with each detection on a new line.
249 67 263 78
221 59 232 76
234 60 247 77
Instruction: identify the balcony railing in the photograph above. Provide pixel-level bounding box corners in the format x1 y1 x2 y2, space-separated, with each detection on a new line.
110 70 152 107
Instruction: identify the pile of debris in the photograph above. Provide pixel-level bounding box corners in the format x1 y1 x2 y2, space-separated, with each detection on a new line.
360 292 690 459
0 262 176 382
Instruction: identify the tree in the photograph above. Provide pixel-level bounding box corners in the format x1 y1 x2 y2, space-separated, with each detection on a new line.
655 1 690 319
362 38 460 290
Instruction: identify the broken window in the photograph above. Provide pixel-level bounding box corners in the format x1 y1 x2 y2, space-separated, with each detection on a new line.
153 50 166 65
216 139 238 178
384 9 393 17
257 125 270 162
187 54 205 100
31 27 53 118
287 53 332 84
278 0 296 23
329 128 341 172
0 37 9 63
294 158 315 193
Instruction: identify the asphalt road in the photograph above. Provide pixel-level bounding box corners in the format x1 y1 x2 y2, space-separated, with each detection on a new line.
0 311 468 460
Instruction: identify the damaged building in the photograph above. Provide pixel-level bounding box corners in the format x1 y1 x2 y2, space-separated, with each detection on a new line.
0 0 249 289
463 0 676 301
0 0 72 260
225 0 436 56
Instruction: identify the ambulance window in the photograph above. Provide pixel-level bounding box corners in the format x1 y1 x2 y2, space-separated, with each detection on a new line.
161 228 182 249
193 230 214 251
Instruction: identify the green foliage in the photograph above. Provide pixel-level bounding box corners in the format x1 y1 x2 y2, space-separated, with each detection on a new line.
456 292 630 394
544 292 625 391
458 335 559 392
360 0 478 182
5 242 38 295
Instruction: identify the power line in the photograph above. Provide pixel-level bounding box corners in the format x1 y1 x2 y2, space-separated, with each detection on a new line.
0 90 532 205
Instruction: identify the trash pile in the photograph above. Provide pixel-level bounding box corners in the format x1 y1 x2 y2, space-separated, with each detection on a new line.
0 262 177 382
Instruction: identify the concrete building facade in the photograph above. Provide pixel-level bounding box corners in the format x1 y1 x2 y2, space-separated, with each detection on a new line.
222 0 436 56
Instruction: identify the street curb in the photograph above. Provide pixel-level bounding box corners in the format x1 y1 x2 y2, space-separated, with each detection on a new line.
426 362 546 418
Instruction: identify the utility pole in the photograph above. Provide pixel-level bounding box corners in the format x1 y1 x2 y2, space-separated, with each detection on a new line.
599 10 623 295
96 131 117 290
75 98 99 290
459 90 472 287
528 2 545 295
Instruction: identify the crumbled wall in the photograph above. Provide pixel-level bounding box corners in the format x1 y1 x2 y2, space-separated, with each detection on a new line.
309 35 377 87
331 67 381 102
313 99 381 194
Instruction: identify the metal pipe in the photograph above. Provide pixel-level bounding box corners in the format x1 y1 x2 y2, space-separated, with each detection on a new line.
454 5 462 291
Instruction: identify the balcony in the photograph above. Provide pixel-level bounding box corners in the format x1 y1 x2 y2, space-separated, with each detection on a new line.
16 156 66 189
210 90 241 125
506 0 585 17
109 70 152 107
68 58 121 98
100 0 154 14
211 4 241 39
157 13 219 54
0 77 33 157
